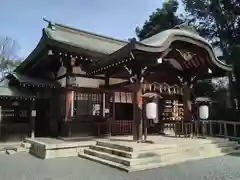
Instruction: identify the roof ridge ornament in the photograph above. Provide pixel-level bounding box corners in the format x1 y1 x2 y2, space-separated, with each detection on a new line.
174 21 199 35
43 18 56 30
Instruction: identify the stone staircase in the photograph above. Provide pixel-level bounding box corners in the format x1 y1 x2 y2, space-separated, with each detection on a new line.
79 138 240 172
0 142 30 155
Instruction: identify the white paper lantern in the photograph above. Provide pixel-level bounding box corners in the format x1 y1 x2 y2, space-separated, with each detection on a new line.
199 105 209 119
146 102 157 119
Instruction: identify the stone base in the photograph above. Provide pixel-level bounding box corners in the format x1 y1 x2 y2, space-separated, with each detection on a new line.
25 138 96 159
79 138 240 172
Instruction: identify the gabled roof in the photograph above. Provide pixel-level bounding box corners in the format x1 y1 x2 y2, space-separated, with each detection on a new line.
15 19 128 73
43 19 128 55
88 28 232 75
14 19 232 75
140 29 232 71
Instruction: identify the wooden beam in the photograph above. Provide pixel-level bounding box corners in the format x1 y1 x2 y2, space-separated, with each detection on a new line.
72 73 106 80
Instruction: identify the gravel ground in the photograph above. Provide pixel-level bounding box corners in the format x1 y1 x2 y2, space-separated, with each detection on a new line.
0 152 240 180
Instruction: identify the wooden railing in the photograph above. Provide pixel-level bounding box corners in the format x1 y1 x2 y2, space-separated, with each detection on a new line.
163 120 240 140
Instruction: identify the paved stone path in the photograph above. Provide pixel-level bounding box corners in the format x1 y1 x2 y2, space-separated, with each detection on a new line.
0 152 240 180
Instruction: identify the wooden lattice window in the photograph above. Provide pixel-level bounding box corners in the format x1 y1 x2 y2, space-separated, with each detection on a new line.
74 92 102 116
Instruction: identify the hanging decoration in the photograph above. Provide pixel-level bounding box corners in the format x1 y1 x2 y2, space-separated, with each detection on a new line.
142 82 184 96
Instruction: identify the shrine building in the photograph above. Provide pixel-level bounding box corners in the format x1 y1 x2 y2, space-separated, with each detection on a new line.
0 19 232 142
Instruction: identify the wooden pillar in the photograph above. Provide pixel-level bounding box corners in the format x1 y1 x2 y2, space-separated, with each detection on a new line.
104 74 111 137
30 99 36 139
142 97 148 141
112 92 115 135
183 83 192 122
65 91 73 120
132 88 138 141
65 90 73 137
105 93 112 137
138 90 143 142
132 80 142 142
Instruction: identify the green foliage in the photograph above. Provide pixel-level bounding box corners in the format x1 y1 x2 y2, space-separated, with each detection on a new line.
174 22 199 35
182 0 240 61
135 0 183 40
221 1 240 15
230 45 240 107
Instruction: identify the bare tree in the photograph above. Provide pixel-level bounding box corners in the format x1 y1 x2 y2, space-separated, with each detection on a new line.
0 36 21 79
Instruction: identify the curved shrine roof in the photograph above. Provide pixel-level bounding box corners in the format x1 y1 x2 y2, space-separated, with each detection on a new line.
14 19 232 74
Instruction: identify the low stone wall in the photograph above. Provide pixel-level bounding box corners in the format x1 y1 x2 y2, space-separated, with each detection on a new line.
26 138 96 159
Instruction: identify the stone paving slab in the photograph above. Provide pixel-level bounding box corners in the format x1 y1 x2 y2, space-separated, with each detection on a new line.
0 152 240 179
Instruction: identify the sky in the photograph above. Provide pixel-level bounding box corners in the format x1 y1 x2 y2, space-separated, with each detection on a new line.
0 0 176 59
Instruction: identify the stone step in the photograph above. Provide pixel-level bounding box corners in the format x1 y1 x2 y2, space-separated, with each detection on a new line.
96 138 237 153
90 145 133 158
85 145 231 167
200 146 239 156
130 149 240 172
205 141 238 148
79 149 211 172
90 145 179 159
6 149 16 155
177 142 238 153
80 147 240 172
96 141 133 152
14 146 29 153
96 140 176 152
21 142 31 149
0 142 22 152
198 137 232 144
84 148 170 166
84 142 238 166
81 137 240 172
79 152 130 172
94 140 238 159
84 148 132 166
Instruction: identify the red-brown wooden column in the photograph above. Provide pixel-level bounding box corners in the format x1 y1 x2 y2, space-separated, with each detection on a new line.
142 97 148 141
183 83 192 122
64 90 74 137
132 80 142 142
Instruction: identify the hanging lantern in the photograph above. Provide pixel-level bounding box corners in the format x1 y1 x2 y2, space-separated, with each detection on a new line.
146 102 157 119
199 105 209 119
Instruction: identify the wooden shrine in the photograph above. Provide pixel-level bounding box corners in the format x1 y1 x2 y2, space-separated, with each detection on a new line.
0 19 232 142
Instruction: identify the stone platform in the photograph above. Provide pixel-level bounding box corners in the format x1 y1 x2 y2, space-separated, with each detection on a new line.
79 136 240 172
25 137 99 159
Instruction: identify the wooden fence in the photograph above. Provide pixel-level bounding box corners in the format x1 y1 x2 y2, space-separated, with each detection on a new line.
163 120 240 140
